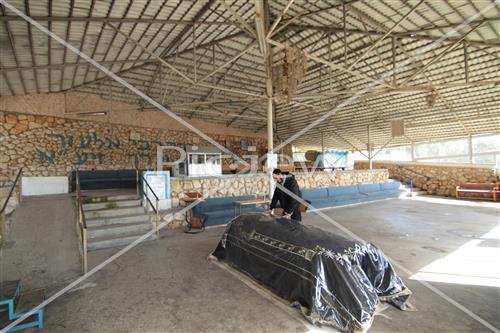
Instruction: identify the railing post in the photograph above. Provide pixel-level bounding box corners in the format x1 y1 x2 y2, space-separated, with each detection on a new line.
155 199 160 239
0 212 6 244
136 169 140 196
78 199 81 225
82 228 88 274
410 177 413 196
76 169 81 198
0 167 24 244
144 181 148 210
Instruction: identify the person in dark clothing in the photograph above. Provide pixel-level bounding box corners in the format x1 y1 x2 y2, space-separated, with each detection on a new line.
268 169 302 221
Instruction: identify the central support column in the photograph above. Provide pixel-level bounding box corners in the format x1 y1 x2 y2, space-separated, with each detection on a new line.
256 0 275 198
267 97 273 152
267 95 274 198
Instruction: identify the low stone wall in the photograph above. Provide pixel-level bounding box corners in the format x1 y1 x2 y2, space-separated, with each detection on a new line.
355 160 498 197
171 173 268 207
295 169 388 189
171 169 389 206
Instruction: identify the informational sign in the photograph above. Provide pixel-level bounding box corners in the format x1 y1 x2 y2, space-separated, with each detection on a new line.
143 171 171 211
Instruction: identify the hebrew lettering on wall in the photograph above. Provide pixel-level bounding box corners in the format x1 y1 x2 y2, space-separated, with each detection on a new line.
0 112 275 177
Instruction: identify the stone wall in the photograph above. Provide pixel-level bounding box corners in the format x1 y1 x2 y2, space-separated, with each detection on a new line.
171 169 388 206
0 92 266 139
295 169 388 189
0 111 295 217
355 160 498 196
0 111 278 183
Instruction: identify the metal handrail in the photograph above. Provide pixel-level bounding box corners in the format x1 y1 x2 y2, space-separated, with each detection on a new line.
136 169 160 238
395 164 432 181
141 175 160 201
1 167 23 244
0 167 23 215
75 170 88 273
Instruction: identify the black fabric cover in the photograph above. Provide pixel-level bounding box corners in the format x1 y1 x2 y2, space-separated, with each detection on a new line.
211 213 412 332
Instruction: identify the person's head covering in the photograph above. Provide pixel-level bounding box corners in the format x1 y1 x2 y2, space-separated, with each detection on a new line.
272 168 282 175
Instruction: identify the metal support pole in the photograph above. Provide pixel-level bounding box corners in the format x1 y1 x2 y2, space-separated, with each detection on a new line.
155 199 160 238
267 96 274 198
82 228 88 274
468 134 473 164
343 3 347 65
321 132 325 168
411 142 415 162
392 35 396 86
267 97 273 153
464 42 469 83
0 212 6 244
135 169 139 196
367 125 372 169
256 0 274 199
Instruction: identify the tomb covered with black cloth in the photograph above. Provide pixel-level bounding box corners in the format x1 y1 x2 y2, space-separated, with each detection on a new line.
211 213 412 333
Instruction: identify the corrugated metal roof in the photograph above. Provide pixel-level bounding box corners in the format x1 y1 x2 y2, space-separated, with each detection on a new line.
0 0 498 150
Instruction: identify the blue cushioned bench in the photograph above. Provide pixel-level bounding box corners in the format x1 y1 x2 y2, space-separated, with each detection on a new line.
302 182 404 210
192 195 265 226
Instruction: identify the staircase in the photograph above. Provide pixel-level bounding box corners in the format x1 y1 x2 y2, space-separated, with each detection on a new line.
82 194 157 251
390 178 428 197
0 280 44 332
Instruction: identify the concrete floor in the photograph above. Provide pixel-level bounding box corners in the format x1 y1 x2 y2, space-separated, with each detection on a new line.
0 195 81 291
2 196 499 332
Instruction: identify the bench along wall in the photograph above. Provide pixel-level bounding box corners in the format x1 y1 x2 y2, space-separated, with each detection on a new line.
171 169 388 206
355 160 498 197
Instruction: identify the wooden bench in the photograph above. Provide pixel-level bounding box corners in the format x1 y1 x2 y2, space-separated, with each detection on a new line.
455 183 500 201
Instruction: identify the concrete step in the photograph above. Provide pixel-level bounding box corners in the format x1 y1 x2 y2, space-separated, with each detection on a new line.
85 213 150 228
87 231 157 251
84 206 145 219
83 199 142 211
87 221 152 239
83 194 140 204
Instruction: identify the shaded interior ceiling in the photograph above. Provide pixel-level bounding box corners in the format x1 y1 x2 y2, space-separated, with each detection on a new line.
0 0 499 151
